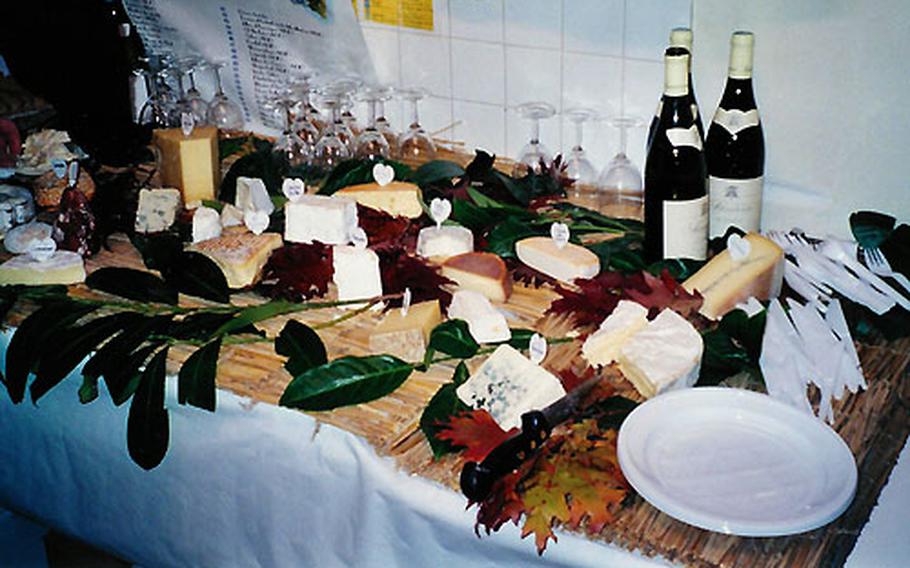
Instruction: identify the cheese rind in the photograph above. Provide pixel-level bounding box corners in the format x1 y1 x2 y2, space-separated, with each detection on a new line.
188 229 282 288
582 300 649 367
135 188 181 233
336 181 424 218
447 290 510 343
618 308 703 398
332 245 383 308
369 300 442 362
235 177 274 215
4 222 53 254
152 126 219 207
0 250 85 285
682 233 783 320
515 236 600 283
285 195 357 245
192 206 222 243
441 252 511 303
416 225 474 260
456 344 566 431
220 203 245 228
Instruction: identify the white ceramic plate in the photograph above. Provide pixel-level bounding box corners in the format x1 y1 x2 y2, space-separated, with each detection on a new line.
617 388 857 537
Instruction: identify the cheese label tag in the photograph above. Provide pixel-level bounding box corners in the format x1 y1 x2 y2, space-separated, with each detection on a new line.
529 333 547 365
244 209 270 235
727 233 752 262
401 287 412 317
27 236 57 263
66 161 79 187
181 112 196 136
51 159 67 179
350 227 368 249
429 197 451 229
282 178 306 202
550 222 570 249
372 163 395 186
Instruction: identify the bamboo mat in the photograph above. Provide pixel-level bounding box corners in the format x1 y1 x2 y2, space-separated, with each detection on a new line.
71 233 910 568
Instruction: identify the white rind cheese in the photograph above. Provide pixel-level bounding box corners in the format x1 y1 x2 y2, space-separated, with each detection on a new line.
191 206 222 243
220 203 245 228
4 222 53 254
332 245 383 308
135 188 181 234
582 300 649 367
416 225 473 260
0 250 86 285
235 177 275 215
515 236 600 283
188 229 283 289
447 290 510 344
336 181 424 218
618 308 703 398
456 344 566 431
285 195 357 245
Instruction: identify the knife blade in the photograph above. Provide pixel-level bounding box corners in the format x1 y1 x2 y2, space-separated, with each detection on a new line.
459 374 603 502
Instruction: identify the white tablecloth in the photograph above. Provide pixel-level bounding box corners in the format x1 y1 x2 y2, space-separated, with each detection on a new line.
0 329 907 567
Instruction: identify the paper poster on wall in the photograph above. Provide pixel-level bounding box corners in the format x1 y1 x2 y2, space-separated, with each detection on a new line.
354 0 434 31
124 0 376 134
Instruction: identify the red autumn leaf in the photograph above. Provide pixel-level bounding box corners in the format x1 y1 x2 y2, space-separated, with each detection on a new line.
624 269 703 318
377 247 453 309
474 464 527 533
556 365 596 393
356 204 421 253
507 257 558 289
436 409 517 462
259 242 333 301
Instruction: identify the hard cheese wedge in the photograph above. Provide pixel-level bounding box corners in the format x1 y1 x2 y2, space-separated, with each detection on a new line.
152 126 219 208
456 344 566 431
582 300 649 367
618 308 703 399
682 233 783 320
135 188 181 233
188 228 282 289
0 250 85 285
369 300 442 362
332 245 383 308
336 181 424 218
447 290 510 344
416 225 473 260
441 252 511 303
285 195 357 245
515 236 600 283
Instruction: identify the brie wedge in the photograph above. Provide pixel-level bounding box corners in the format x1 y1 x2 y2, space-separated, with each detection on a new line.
447 290 510 344
285 195 357 245
582 300 649 367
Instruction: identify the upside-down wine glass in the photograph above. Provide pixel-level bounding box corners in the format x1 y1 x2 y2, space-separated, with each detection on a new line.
182 57 210 125
354 86 391 160
206 62 244 130
374 86 398 157
397 87 436 161
269 93 311 173
513 101 555 177
563 107 599 181
137 69 170 128
289 71 327 134
597 116 645 216
334 77 363 138
313 91 352 169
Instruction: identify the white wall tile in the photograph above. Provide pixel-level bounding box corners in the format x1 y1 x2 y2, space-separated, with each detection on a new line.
453 100 506 156
361 27 401 86
450 0 504 42
561 52 623 117
432 0 451 36
505 46 561 108
451 39 505 104
564 0 624 57
400 33 451 97
417 95 455 135
624 0 692 61
622 58 663 120
504 0 562 49
506 108 562 161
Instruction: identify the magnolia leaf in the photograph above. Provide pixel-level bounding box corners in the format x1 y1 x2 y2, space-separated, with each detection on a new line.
78 375 99 404
219 148 282 203
507 328 536 350
646 258 705 281
131 233 183 273
275 320 327 376
279 355 414 411
127 347 170 470
584 237 646 274
850 210 895 249
427 319 479 360
697 309 766 387
87 267 178 305
167 312 258 340
105 344 160 406
419 362 471 459
319 158 412 196
549 203 644 236
451 198 500 232
163 252 230 303
212 301 298 337
484 217 546 259
412 160 465 187
178 337 222 412
4 301 98 404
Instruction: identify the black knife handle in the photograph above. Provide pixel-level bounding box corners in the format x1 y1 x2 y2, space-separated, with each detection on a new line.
459 410 551 502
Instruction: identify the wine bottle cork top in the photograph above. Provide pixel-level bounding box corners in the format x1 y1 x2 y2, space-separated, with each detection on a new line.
664 49 689 97
669 28 693 51
729 31 755 79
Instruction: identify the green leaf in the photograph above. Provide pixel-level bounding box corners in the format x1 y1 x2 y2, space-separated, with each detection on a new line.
219 147 282 203
319 159 412 195
427 319 479 359
419 362 471 459
31 312 146 404
697 309 766 387
412 160 465 187
646 258 705 281
484 217 546 258
211 300 298 337
131 233 183 273
451 198 500 232
127 347 170 470
4 301 98 404
163 252 230 303
279 355 414 411
167 312 261 340
275 320 327 376
86 268 178 305
105 344 160 406
549 203 644 236
585 236 646 274
492 170 529 206
850 211 896 249
507 328 536 350
78 375 98 404
178 337 222 412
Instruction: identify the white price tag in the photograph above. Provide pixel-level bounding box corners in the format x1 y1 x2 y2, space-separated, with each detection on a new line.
244 209 270 235
350 227 368 249
529 333 547 365
727 233 752 262
27 237 56 263
181 112 196 136
372 163 395 186
550 222 570 249
401 287 412 317
282 178 306 202
429 198 451 229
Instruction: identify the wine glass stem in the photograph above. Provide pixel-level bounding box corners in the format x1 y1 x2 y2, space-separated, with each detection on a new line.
284 106 294 131
410 100 420 129
619 123 629 154
332 106 342 125
530 118 540 145
367 100 378 129
188 71 198 92
574 120 584 150
214 67 225 96
175 74 186 98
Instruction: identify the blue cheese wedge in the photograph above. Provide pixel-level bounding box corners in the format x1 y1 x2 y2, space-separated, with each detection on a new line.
285 195 357 245
456 344 566 431
447 290 510 343
135 188 181 233
618 308 703 398
0 250 85 285
582 300 649 367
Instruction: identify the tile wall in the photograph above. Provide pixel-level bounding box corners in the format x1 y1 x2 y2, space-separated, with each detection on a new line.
354 0 692 174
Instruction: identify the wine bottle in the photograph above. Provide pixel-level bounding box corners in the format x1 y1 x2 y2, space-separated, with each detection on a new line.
644 47 708 261
647 28 703 151
705 31 764 238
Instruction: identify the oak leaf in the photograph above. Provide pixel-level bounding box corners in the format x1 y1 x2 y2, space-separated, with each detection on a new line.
436 409 516 462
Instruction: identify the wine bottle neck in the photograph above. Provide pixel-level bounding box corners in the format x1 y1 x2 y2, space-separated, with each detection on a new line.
728 31 755 79
663 53 689 97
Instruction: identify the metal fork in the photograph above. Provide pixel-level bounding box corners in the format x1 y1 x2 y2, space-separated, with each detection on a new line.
863 247 910 295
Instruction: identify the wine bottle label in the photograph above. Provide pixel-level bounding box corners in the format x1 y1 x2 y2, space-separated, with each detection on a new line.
666 125 702 150
709 175 763 237
663 195 708 260
713 108 760 136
